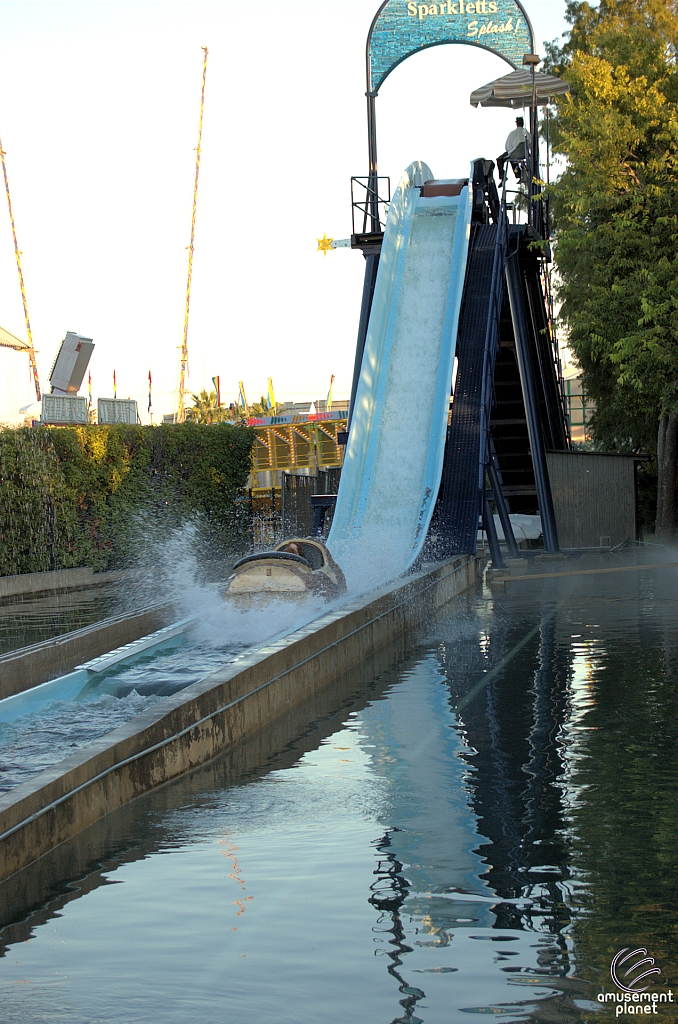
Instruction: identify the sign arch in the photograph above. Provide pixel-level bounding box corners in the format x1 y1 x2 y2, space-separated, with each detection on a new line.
363 0 535 220
367 0 534 94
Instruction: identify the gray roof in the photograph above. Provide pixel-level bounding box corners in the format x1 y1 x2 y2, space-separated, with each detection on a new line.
470 69 570 108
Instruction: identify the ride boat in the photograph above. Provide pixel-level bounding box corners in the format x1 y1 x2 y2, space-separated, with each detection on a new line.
224 538 347 606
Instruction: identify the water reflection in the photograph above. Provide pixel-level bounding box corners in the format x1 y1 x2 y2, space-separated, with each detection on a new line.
429 564 678 1015
0 560 676 1022
0 586 128 656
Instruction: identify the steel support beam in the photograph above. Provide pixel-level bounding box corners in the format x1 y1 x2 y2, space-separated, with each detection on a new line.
347 252 380 433
487 457 521 560
483 497 506 569
505 255 560 552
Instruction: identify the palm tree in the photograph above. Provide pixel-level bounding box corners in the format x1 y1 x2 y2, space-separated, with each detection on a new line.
185 389 227 424
249 395 285 417
223 402 249 425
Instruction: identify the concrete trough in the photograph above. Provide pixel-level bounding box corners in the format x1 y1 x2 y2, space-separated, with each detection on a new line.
0 567 129 604
0 604 174 700
0 622 425 936
0 556 478 889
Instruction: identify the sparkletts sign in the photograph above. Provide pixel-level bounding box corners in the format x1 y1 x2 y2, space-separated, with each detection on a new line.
368 0 534 93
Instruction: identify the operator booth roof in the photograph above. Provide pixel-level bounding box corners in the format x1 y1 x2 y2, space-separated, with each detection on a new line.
470 68 570 107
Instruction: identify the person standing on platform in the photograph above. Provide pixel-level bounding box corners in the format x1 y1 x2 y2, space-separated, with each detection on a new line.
497 116 531 184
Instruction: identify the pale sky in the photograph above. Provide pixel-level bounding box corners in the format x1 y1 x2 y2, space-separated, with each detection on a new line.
0 0 569 424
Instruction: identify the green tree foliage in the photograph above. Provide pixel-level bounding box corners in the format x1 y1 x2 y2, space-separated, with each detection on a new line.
0 423 254 576
248 396 285 417
547 0 678 535
185 389 227 424
0 430 78 574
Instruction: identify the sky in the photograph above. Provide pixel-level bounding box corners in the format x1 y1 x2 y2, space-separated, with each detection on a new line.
0 0 570 424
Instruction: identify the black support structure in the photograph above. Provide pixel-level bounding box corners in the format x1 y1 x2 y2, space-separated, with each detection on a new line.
505 249 560 553
431 168 567 558
433 223 498 556
344 160 568 561
347 252 380 433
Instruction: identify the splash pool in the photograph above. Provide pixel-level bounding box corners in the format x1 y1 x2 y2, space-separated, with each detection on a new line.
1 561 677 1023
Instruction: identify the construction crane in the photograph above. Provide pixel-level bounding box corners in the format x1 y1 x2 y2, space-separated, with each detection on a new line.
0 133 42 402
177 45 208 424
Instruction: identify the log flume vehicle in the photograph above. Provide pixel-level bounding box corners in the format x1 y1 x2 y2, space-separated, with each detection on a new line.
224 538 347 607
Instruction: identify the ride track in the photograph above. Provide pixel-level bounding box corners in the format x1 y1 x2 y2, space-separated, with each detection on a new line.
328 161 472 581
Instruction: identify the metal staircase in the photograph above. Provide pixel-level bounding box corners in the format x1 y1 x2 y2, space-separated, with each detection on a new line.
432 163 569 560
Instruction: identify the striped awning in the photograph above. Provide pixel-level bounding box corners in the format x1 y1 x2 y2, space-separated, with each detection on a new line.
470 69 570 109
0 325 29 351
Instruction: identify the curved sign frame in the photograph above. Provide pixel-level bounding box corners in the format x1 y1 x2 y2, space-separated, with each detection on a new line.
368 0 534 94
363 0 535 219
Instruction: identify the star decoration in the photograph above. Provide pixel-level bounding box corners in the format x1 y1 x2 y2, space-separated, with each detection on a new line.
317 233 333 256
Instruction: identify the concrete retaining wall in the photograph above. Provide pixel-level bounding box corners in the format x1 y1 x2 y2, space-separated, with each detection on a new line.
0 633 411 932
0 557 477 886
0 567 129 603
0 605 174 700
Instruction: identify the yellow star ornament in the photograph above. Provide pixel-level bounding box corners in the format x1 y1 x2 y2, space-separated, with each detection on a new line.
317 233 333 256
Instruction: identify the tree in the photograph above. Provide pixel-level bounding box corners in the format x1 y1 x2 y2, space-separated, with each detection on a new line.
185 389 227 425
248 395 285 417
223 403 248 425
547 0 678 538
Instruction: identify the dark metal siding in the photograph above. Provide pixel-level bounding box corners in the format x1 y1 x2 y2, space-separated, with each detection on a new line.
546 452 637 548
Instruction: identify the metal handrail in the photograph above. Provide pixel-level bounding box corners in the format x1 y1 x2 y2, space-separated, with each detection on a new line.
477 178 522 565
351 175 390 234
540 262 572 447
478 177 510 492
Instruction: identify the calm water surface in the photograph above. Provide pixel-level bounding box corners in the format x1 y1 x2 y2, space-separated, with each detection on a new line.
1 563 677 1023
0 587 130 656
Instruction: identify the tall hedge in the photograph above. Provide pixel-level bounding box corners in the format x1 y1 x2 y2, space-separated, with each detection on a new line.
0 424 254 576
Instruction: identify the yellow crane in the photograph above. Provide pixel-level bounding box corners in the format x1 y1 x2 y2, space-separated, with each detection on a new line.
177 46 208 424
0 133 42 402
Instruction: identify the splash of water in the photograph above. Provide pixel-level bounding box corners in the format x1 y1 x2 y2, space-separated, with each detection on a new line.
125 516 343 653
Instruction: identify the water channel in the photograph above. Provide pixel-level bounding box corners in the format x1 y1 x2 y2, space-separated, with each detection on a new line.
0 585 128 656
1 561 677 1023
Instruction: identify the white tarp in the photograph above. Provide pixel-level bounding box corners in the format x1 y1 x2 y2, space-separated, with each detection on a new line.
494 513 542 543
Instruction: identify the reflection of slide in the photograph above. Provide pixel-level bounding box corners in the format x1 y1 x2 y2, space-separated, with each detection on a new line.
328 161 472 585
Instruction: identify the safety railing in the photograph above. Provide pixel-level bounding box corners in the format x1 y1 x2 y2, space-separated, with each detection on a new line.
478 177 510 484
350 176 390 234
540 262 572 447
478 178 522 564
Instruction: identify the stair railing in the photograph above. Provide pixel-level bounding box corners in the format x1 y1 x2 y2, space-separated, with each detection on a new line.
477 178 521 563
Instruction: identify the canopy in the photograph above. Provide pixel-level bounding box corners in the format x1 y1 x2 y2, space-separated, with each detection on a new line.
0 325 29 351
470 69 569 108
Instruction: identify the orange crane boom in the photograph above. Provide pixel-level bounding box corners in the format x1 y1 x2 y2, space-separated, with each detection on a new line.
0 133 42 402
177 46 208 424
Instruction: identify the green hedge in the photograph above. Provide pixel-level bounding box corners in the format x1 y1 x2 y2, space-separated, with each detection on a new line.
0 424 254 577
